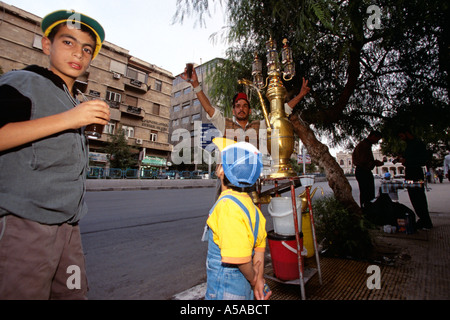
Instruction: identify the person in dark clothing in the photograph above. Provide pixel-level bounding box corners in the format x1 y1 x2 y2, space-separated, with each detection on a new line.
396 127 433 229
352 130 384 207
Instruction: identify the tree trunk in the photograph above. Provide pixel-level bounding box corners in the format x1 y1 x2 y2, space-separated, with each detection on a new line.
289 112 362 216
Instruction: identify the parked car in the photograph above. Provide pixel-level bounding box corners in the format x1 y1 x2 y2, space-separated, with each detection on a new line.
180 171 193 179
166 170 178 179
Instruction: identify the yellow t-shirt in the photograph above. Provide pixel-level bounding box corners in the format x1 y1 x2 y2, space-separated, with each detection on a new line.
207 189 267 264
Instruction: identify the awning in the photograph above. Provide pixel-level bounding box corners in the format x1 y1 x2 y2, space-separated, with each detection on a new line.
141 156 166 166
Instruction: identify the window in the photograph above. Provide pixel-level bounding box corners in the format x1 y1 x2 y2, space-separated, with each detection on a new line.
106 90 122 103
182 117 189 124
153 104 160 115
173 105 181 112
193 99 200 106
110 60 127 75
192 113 201 121
122 125 135 138
104 121 116 135
182 102 190 110
155 80 162 92
33 35 43 49
174 91 182 98
184 87 192 94
127 67 147 83
172 119 179 127
126 95 138 107
150 130 158 142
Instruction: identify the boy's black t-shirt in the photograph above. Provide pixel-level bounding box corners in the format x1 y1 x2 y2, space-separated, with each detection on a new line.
0 65 68 128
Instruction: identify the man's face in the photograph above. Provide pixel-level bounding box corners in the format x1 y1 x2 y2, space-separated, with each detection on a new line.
232 99 250 122
42 24 95 84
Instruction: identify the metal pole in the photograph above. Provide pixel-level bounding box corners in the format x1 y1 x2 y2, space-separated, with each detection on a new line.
208 152 211 179
303 146 306 175
306 186 322 285
291 179 306 300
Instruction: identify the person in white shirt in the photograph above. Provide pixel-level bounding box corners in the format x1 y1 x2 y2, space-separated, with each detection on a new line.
181 67 311 148
181 67 310 199
444 152 450 181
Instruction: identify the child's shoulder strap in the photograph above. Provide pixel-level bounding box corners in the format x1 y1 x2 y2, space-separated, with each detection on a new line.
211 194 259 246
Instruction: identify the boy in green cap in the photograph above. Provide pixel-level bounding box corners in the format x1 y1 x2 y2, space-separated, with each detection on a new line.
0 10 110 299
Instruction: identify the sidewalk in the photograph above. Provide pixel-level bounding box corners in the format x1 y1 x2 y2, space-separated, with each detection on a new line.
266 181 450 300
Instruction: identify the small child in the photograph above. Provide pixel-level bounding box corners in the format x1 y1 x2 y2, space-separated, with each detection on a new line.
205 138 271 300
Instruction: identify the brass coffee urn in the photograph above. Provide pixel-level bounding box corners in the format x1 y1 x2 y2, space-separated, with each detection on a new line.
239 38 297 178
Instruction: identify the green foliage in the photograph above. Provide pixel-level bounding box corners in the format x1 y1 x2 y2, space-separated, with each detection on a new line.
174 0 449 153
313 196 373 259
103 129 137 169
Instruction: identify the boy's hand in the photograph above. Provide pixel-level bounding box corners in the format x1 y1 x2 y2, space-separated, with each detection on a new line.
254 279 272 300
66 99 110 129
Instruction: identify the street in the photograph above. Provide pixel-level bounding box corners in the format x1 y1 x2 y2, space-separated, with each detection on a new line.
81 188 215 299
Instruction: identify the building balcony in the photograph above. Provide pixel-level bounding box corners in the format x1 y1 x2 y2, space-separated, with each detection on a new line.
124 79 148 93
119 105 144 118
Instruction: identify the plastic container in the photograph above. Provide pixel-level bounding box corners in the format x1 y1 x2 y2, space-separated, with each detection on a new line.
300 175 315 187
301 212 314 258
268 197 299 236
267 230 302 281
267 198 315 257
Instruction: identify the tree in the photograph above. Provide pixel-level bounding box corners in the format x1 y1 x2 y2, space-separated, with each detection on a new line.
174 0 449 215
104 128 137 169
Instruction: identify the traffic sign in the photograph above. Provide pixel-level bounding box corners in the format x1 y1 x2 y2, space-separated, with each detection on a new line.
201 123 221 150
298 154 311 164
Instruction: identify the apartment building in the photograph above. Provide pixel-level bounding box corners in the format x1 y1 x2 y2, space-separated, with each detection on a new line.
170 58 224 169
0 3 173 171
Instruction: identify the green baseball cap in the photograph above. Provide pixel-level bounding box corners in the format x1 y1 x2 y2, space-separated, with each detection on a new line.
41 9 105 59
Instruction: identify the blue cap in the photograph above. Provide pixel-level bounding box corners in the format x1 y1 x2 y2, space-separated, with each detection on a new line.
213 138 263 188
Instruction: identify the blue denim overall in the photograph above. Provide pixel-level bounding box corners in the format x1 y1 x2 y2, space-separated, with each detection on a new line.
205 195 259 300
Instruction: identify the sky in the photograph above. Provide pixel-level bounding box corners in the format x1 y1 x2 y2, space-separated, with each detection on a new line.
5 0 344 156
5 0 228 75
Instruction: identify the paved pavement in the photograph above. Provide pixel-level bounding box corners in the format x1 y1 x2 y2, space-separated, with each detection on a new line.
86 177 450 300
265 179 450 300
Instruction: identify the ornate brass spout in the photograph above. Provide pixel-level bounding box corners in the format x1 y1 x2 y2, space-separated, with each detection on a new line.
298 187 324 212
